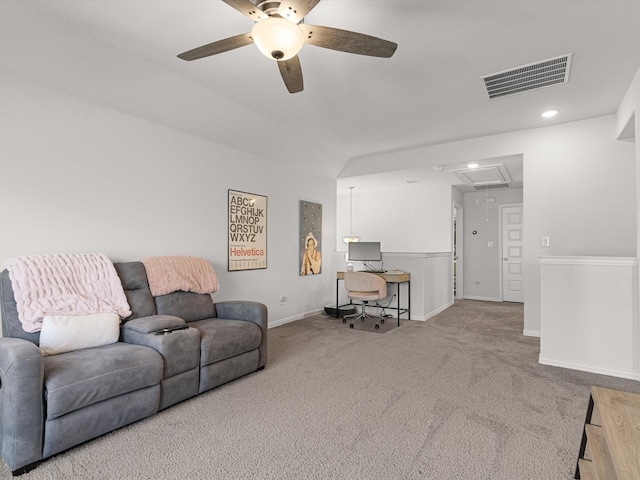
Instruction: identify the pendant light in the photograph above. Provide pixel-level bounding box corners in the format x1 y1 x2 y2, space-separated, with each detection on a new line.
342 187 361 244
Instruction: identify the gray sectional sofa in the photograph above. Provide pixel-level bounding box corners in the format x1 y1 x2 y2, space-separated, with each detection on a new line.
0 261 267 475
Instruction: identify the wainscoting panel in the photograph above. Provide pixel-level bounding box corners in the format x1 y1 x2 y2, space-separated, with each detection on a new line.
539 256 639 380
333 251 454 321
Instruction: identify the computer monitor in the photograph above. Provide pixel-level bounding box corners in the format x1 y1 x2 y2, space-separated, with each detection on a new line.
348 241 381 262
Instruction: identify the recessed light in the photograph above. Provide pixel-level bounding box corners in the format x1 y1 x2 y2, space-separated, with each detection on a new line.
541 110 558 118
467 163 479 169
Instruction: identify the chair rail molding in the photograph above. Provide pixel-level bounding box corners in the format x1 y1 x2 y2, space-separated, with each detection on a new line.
539 256 639 267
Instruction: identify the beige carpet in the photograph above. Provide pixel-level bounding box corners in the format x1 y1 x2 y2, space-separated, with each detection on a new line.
8 300 640 479
336 311 401 333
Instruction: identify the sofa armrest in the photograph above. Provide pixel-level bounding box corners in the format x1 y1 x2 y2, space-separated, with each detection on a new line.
215 301 268 368
121 316 200 379
0 338 44 473
122 315 185 335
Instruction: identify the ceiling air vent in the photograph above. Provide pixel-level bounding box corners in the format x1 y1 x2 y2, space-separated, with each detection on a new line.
449 164 512 189
482 53 572 99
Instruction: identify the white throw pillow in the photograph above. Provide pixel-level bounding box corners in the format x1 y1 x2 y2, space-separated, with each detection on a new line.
39 313 120 356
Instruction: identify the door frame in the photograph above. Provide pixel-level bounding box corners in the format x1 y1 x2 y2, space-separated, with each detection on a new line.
453 202 464 300
498 203 523 302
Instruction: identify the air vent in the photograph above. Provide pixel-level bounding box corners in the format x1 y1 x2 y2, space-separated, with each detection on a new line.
449 164 512 189
482 54 572 99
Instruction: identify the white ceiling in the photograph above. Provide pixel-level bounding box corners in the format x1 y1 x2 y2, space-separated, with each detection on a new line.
2 1 640 191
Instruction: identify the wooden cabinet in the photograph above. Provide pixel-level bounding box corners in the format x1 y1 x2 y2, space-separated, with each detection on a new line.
575 386 640 480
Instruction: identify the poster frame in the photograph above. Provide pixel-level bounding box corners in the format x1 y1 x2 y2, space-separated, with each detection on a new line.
228 189 268 272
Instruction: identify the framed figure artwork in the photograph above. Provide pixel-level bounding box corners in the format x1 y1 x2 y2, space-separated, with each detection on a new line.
228 189 267 271
299 200 322 275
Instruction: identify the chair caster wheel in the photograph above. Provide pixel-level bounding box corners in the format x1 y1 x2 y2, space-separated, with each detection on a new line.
342 319 346 323
381 319 385 324
349 324 354 329
375 324 380 329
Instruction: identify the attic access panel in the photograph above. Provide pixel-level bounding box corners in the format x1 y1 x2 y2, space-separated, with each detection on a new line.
449 164 512 188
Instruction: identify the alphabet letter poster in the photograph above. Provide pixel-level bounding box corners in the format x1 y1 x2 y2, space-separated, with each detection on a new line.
228 190 267 271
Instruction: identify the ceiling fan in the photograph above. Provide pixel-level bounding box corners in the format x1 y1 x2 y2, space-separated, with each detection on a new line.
177 0 398 94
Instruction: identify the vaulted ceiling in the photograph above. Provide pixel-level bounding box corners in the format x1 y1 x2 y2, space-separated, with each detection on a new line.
2 1 640 182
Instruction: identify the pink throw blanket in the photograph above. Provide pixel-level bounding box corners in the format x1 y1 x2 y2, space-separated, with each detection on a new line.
6 253 132 333
141 256 219 297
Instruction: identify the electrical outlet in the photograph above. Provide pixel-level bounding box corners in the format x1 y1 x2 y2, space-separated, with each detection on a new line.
542 236 550 247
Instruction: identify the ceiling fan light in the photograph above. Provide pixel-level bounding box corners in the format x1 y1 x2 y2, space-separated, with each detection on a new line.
251 17 304 61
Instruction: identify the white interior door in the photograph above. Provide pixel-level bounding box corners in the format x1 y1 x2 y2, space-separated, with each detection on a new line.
502 205 524 303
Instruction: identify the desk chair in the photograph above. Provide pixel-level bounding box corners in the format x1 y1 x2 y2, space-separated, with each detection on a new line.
343 271 387 329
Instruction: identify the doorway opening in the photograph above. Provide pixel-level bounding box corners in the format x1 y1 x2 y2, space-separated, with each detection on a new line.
453 203 464 299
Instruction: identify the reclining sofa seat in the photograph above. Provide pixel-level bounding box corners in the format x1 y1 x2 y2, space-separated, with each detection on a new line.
0 268 163 475
115 261 268 400
0 260 267 475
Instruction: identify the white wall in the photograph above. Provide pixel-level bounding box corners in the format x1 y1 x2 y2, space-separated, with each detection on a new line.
617 67 640 379
534 69 640 381
0 73 338 326
540 256 639 380
340 115 637 335
463 188 523 301
618 68 640 271
523 117 636 335
336 183 453 253
333 180 457 323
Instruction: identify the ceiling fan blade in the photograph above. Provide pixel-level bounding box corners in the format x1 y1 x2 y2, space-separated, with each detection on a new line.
222 0 268 21
278 0 321 24
178 33 253 61
299 24 397 58
277 56 304 94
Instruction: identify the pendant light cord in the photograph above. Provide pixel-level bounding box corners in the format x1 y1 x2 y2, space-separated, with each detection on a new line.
348 187 354 233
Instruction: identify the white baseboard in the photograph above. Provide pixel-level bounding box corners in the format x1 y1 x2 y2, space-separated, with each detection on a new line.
523 329 540 338
463 295 501 302
362 300 454 322
268 309 323 329
269 302 456 326
539 356 640 381
414 300 454 321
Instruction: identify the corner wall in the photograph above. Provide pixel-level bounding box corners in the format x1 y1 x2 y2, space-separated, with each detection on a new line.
0 73 338 326
617 66 640 379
